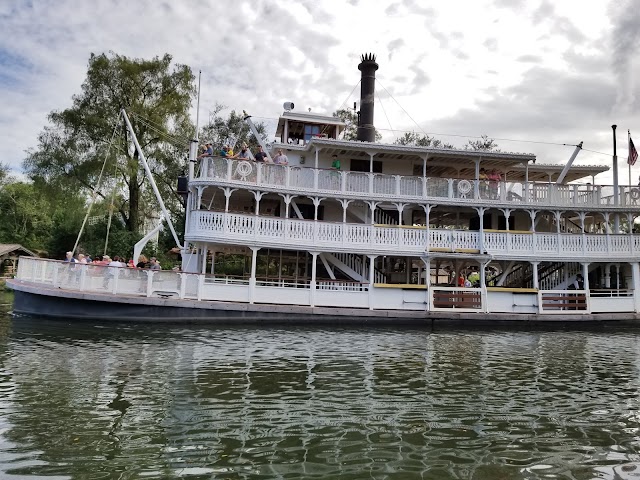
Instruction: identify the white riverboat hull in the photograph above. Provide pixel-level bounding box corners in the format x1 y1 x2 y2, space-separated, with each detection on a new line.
8 279 639 324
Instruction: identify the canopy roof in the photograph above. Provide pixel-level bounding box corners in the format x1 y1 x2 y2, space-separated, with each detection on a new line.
0 244 36 258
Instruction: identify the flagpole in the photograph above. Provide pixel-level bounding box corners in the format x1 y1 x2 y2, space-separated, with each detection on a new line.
629 130 632 186
613 125 620 232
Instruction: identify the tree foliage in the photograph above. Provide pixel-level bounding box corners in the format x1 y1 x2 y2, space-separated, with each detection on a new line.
23 52 196 236
199 104 268 154
332 108 382 142
394 132 454 149
465 135 499 151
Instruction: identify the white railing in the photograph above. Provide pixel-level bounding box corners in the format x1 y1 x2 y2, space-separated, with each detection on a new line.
189 211 640 260
197 156 637 208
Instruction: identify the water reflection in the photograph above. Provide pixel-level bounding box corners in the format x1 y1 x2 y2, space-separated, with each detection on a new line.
0 297 639 478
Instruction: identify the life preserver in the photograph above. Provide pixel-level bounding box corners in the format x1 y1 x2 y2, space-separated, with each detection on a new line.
457 179 472 195
631 188 640 200
235 161 253 178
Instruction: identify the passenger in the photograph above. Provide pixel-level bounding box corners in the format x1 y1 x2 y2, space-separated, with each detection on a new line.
220 145 228 157
136 255 149 269
197 143 214 159
488 169 501 199
64 251 76 263
232 144 251 160
331 154 341 170
253 145 268 162
479 168 488 197
149 257 162 271
272 149 289 165
136 255 149 292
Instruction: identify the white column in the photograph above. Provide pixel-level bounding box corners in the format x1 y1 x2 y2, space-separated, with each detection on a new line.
249 247 259 304
368 255 376 310
631 262 640 312
604 264 611 288
310 252 318 307
201 244 208 274
531 261 539 289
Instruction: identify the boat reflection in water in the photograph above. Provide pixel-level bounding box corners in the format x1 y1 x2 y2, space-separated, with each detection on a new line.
0 309 639 478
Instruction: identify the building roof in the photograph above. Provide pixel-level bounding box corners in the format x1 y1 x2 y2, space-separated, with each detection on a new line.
0 244 37 258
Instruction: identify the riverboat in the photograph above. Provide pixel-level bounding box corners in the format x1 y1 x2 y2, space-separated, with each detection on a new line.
9 54 640 323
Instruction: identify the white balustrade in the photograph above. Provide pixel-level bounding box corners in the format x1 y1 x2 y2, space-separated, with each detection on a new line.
188 211 640 260
195 156 632 209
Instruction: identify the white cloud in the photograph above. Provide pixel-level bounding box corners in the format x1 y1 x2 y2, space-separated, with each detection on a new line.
0 0 636 187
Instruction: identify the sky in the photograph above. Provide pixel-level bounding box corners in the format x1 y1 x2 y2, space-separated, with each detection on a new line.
1 0 639 184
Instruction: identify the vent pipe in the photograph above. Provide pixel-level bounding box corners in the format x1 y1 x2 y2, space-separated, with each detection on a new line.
357 53 378 142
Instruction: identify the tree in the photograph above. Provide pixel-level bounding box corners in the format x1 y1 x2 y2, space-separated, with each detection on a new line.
332 108 382 141
394 132 453 149
465 135 499 151
199 104 268 154
0 181 54 249
24 52 196 236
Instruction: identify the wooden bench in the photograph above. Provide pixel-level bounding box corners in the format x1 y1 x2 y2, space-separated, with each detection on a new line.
433 291 481 309
541 294 587 310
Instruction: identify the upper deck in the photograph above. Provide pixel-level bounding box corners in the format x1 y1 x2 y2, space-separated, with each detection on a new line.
195 155 632 211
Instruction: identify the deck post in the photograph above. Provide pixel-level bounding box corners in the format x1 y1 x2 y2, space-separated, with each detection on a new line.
249 247 259 304
310 252 318 307
531 261 539 289
631 262 640 313
368 255 376 310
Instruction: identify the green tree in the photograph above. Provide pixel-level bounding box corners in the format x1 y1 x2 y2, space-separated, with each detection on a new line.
0 181 53 249
332 108 382 141
465 135 499 151
394 132 454 149
24 52 196 236
199 104 268 153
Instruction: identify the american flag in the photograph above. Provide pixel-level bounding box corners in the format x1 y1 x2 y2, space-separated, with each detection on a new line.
629 134 638 166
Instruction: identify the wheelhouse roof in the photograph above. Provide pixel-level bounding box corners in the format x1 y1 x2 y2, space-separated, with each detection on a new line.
270 137 609 183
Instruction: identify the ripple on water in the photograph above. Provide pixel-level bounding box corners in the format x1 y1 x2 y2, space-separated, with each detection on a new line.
0 323 639 478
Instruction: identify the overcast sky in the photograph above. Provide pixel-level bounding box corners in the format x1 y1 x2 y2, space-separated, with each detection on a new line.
1 0 639 183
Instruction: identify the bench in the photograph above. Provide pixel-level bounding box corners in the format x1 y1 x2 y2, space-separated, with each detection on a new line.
541 294 587 310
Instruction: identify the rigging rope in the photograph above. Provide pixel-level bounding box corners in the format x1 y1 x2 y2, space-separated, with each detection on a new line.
103 156 120 256
71 112 122 257
375 90 396 141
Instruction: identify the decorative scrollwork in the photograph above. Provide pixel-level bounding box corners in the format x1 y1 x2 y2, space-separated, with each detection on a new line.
457 179 472 196
235 161 253 178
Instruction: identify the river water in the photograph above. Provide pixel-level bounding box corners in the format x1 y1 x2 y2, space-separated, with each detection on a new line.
1 291 640 479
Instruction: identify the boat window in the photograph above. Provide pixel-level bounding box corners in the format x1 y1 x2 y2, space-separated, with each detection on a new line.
350 159 382 173
304 125 321 142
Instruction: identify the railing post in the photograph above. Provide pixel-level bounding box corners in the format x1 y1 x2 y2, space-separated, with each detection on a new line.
197 274 204 301
180 273 186 299
79 265 87 291
395 175 401 196
226 158 233 180
285 166 291 188
341 171 347 193
147 271 153 297
256 163 262 185
448 179 454 199
313 169 318 191
368 173 374 195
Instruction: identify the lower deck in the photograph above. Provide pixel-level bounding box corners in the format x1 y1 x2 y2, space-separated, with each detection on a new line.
11 257 640 318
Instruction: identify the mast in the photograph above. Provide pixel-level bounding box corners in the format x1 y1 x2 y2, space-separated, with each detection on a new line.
122 109 183 249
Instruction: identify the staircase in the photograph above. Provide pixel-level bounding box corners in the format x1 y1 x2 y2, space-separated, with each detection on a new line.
325 252 386 283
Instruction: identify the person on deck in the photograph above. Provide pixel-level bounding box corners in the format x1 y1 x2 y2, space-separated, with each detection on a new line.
254 145 268 162
197 143 214 159
331 155 341 170
232 144 251 160
273 149 288 165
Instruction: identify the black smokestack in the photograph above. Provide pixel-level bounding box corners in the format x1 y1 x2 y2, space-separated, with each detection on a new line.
357 53 378 142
